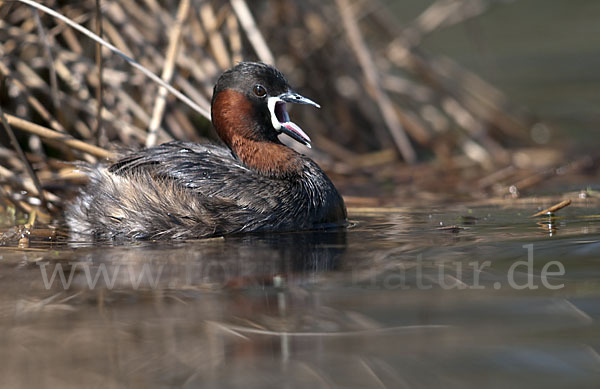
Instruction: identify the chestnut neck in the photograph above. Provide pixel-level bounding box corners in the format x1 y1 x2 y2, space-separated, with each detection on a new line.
211 89 302 179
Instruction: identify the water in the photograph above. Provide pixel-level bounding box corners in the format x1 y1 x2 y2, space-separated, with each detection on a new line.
388 0 600 146
1 202 600 388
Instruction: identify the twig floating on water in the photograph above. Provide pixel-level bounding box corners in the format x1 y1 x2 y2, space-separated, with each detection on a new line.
531 199 572 217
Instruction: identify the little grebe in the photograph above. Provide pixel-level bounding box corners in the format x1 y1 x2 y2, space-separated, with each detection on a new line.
67 62 347 240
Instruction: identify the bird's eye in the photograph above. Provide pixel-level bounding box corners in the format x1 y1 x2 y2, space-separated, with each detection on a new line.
253 84 267 97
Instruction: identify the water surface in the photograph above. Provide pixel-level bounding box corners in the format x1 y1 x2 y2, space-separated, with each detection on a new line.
1 201 600 388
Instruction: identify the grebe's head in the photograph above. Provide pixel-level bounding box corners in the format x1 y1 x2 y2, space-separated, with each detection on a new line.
211 62 319 149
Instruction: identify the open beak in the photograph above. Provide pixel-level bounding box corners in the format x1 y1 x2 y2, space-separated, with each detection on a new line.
267 91 320 148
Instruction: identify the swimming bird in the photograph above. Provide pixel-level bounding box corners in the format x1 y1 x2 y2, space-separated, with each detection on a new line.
67 62 347 240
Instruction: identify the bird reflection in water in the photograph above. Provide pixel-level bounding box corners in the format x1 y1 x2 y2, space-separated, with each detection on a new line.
49 228 348 293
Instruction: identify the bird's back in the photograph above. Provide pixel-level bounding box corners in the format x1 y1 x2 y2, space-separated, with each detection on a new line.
67 141 346 240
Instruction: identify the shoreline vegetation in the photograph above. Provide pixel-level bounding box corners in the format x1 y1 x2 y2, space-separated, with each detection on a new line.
0 0 596 246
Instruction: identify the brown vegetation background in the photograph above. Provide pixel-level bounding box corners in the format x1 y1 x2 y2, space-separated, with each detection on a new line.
0 0 598 222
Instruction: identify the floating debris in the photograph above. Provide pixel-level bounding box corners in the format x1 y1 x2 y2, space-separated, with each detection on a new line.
531 199 572 217
435 225 465 233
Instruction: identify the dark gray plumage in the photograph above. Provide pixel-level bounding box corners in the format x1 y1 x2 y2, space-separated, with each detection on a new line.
67 141 346 240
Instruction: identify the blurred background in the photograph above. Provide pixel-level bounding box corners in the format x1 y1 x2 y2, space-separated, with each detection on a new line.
1 0 600 210
410 0 600 151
